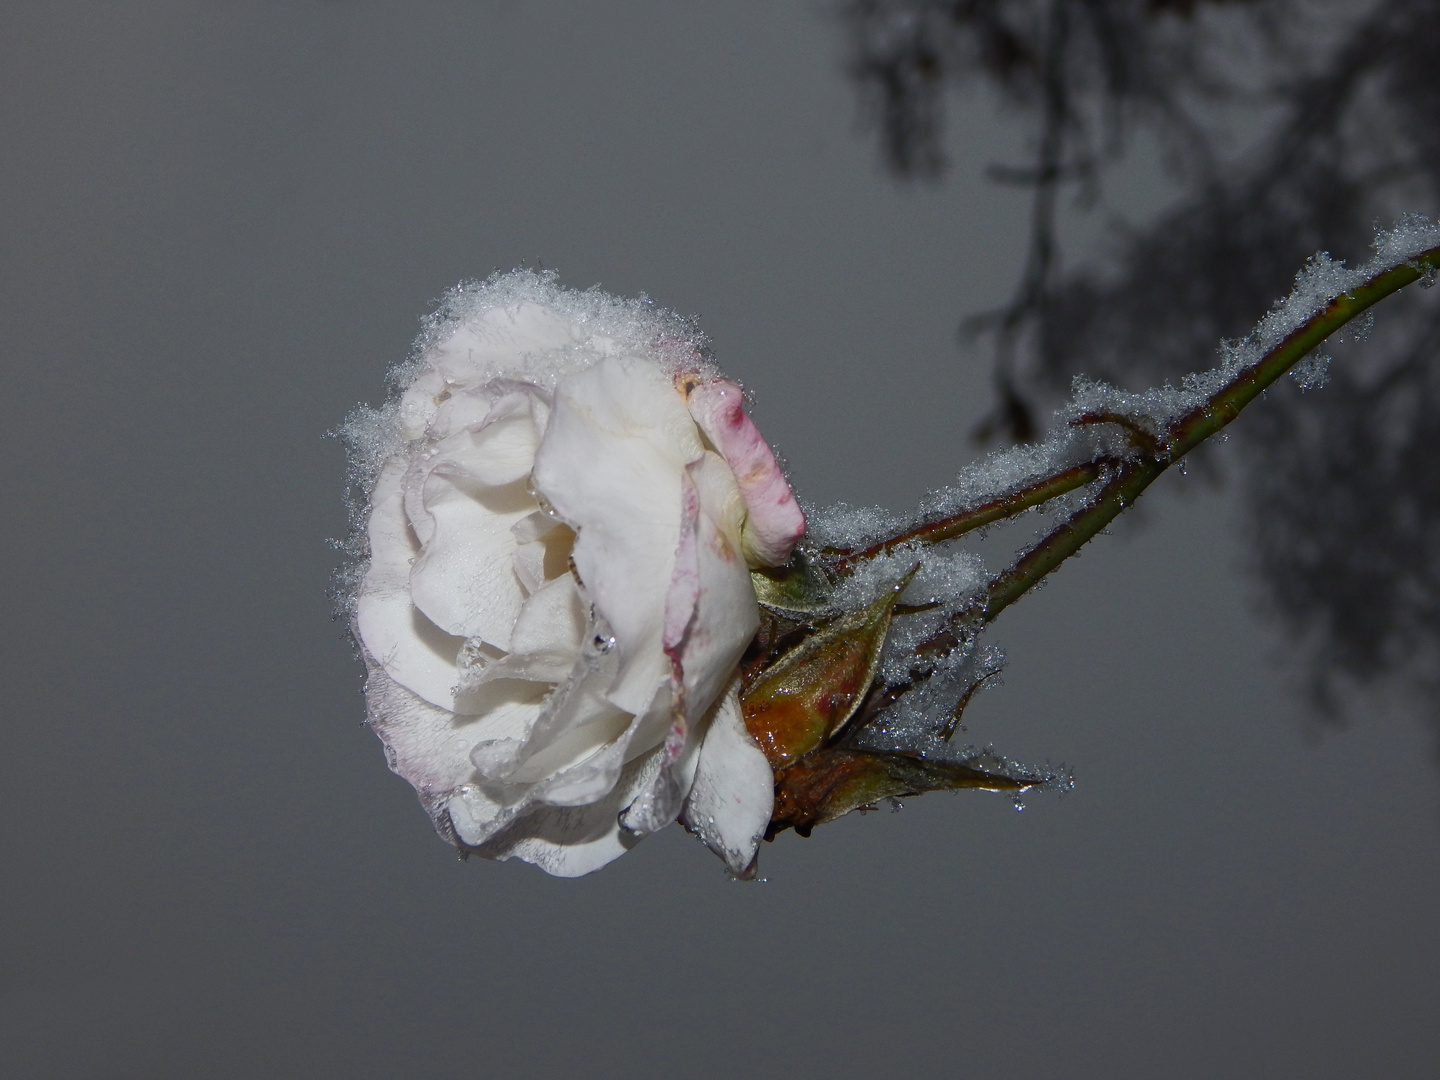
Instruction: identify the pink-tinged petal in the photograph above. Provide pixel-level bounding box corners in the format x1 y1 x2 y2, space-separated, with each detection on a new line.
683 378 805 567
624 459 757 837
672 452 762 716
661 470 703 670
532 356 705 715
681 682 774 875
354 456 468 712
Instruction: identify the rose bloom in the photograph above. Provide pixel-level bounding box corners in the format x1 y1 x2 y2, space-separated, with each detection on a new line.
344 272 805 876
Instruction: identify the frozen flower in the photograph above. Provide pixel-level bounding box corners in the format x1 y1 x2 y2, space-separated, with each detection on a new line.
343 271 805 876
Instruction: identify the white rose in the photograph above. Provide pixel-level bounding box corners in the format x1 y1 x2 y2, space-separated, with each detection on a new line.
345 271 805 877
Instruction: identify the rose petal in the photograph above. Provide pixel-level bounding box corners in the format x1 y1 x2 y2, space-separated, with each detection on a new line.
428 385 497 442
354 456 469 712
397 300 572 443
462 388 551 486
513 671 670 807
451 708 658 848
467 633 631 795
683 378 805 567
525 712 639 804
670 451 761 717
617 710 697 836
407 467 533 646
405 387 554 643
510 512 575 595
404 381 548 542
459 749 671 877
427 302 577 389
681 682 774 874
533 356 705 715
467 573 585 685
360 660 545 816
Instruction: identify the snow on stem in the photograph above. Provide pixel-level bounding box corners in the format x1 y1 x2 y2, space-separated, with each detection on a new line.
934 244 1440 657
758 229 1440 837
827 458 1116 573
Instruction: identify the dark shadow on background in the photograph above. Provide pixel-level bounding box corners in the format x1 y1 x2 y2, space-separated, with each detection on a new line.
847 0 1440 743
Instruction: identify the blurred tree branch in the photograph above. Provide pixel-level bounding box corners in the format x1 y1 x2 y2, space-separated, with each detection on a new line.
842 0 1440 738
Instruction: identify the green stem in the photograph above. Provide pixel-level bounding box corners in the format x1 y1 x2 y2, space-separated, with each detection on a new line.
830 459 1113 571
978 246 1440 628
827 252 1432 579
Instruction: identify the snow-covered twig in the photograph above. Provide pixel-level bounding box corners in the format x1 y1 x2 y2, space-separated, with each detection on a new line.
882 238 1440 692
750 223 1440 841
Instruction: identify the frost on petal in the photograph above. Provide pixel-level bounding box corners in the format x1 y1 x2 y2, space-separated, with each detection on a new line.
395 367 449 441
682 377 805 567
533 356 705 715
354 456 468 712
421 302 577 393
682 683 774 875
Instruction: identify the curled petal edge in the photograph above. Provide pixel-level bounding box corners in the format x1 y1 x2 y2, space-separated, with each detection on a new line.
681 377 806 568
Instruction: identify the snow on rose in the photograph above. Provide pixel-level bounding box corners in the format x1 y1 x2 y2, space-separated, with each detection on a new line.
340 271 804 877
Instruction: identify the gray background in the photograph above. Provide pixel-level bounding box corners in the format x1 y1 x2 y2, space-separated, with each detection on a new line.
2 2 1436 1077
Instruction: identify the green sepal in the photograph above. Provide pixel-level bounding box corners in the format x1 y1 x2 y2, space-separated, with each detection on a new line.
749 548 835 615
741 569 913 769
768 747 1045 838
